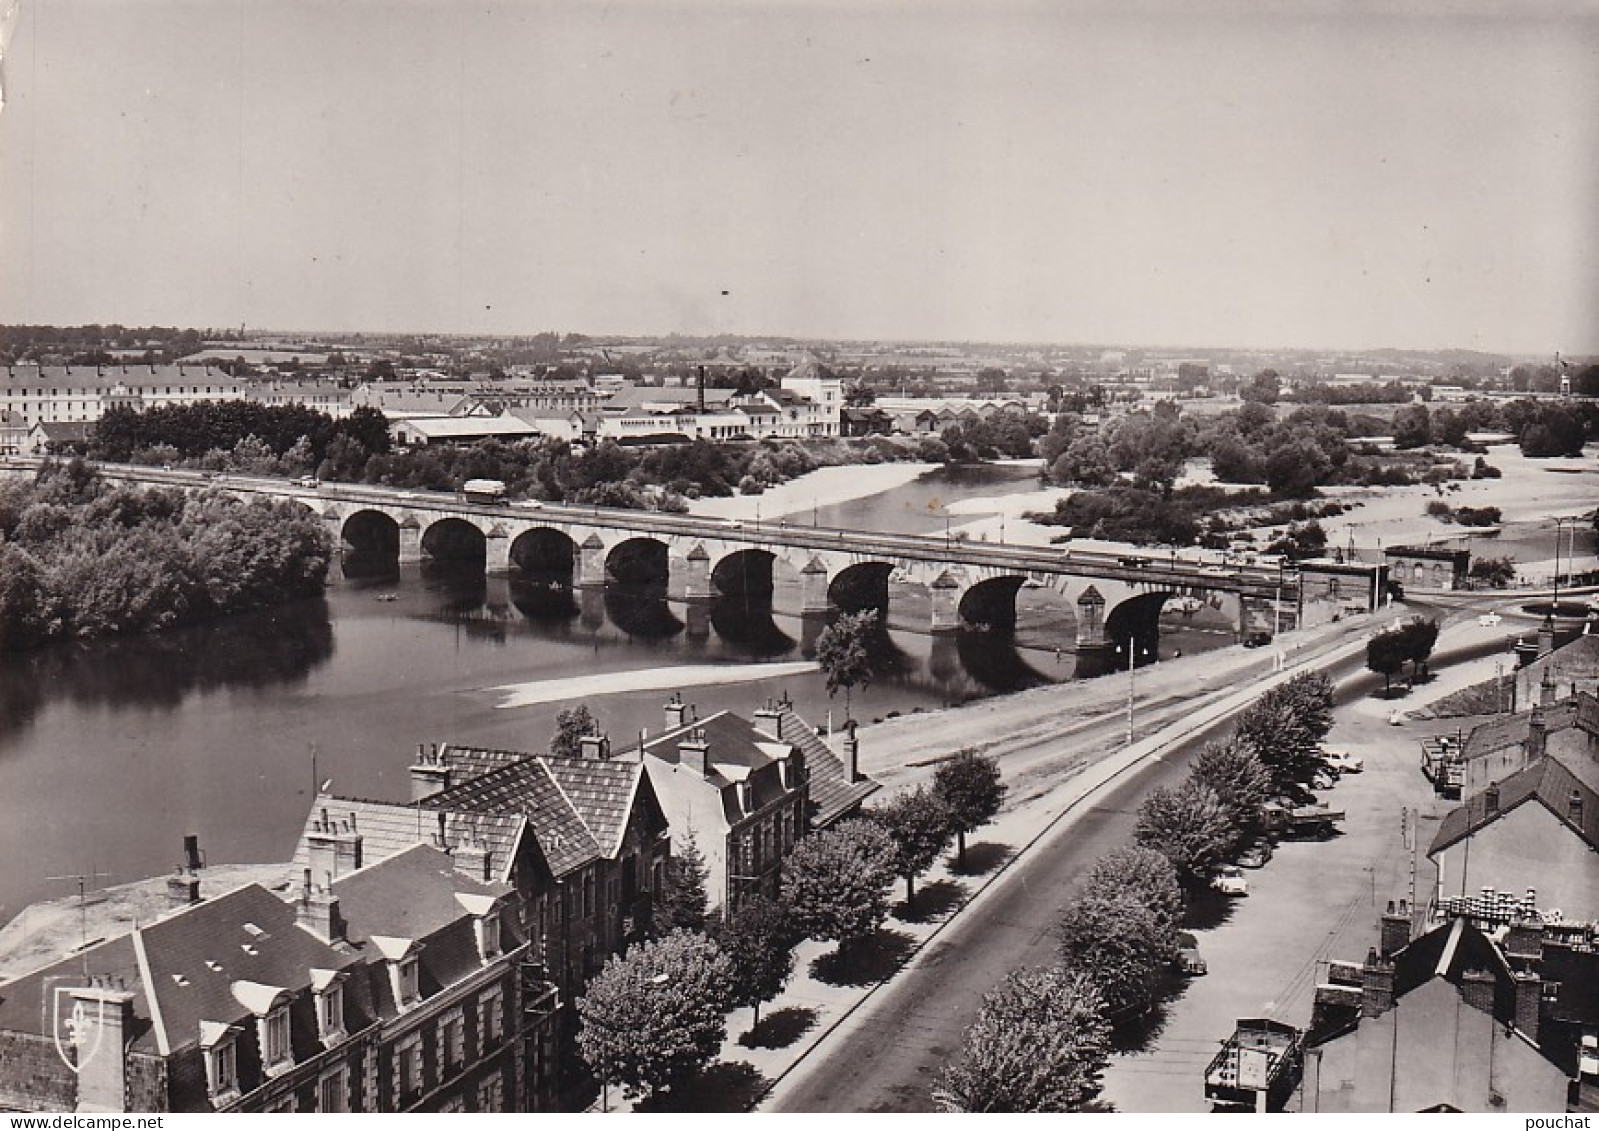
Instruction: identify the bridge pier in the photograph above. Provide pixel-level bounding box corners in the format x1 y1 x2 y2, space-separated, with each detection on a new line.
684 544 713 602
799 557 831 617
1075 585 1108 649
398 519 424 564
929 572 963 634
576 533 607 589
486 530 514 574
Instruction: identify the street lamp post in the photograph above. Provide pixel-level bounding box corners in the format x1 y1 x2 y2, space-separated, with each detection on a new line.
1126 638 1136 746
1552 516 1567 622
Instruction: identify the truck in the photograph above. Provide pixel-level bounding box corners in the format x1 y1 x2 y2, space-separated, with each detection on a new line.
1261 799 1344 839
1204 1018 1303 1111
1420 734 1465 798
461 478 507 502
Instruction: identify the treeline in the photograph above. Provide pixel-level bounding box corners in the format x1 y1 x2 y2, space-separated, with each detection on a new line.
90 403 393 469
1 323 213 364
935 671 1337 1112
0 461 333 652
1390 399 1593 457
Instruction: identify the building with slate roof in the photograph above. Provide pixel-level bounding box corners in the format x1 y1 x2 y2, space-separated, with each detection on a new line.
639 695 877 914
0 844 552 1114
0 364 249 434
1305 911 1599 1112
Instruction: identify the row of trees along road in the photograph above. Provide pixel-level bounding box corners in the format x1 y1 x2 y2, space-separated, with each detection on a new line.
569 722 1007 1106
935 671 1336 1111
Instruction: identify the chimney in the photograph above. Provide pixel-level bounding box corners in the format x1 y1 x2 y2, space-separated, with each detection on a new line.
1527 708 1547 761
183 834 204 871
296 868 345 943
1360 949 1395 1018
1504 914 1544 962
167 869 201 908
1569 789 1585 827
664 693 688 731
453 840 493 882
409 742 451 801
753 698 783 736
1512 971 1542 1042
67 982 137 1112
1379 899 1410 957
1484 782 1500 815
841 720 859 783
1460 968 1498 1016
678 727 711 778
697 365 706 412
305 808 363 881
578 733 611 760
1539 668 1557 706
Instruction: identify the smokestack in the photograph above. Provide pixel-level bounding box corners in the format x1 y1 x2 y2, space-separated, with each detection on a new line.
698 365 706 412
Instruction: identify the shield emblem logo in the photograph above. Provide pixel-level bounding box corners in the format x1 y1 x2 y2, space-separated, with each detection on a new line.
50 985 106 1073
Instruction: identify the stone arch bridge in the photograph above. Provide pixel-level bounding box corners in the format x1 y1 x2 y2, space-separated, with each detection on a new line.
88 468 1308 655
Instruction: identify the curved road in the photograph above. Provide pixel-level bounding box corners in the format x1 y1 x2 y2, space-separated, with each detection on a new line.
765 606 1501 1112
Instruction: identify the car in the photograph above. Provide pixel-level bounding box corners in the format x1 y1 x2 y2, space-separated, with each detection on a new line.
1388 710 1407 726
291 475 321 488
1210 865 1249 896
1236 839 1273 869
1477 613 1502 627
1312 769 1337 791
1175 932 1208 975
511 498 542 509
1243 630 1272 648
1325 750 1364 774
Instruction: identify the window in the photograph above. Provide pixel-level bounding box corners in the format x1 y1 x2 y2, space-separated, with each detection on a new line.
398 956 420 1006
442 1013 464 1070
264 1094 295 1114
317 1067 348 1113
481 985 504 1046
476 1073 504 1113
475 909 501 963
209 1039 238 1097
262 1005 292 1070
317 982 345 1041
396 1038 422 1100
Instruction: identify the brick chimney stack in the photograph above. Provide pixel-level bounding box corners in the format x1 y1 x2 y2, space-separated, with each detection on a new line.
296 868 345 943
664 693 688 731
305 808 363 881
1512 971 1542 1042
1460 968 1497 1016
678 727 711 778
578 733 611 760
410 742 451 801
68 981 137 1112
1379 899 1411 957
1360 948 1395 1018
1527 708 1547 761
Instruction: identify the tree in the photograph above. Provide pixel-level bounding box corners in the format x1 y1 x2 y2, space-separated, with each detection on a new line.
1394 616 1440 683
1080 846 1185 938
657 831 710 933
714 896 796 1029
550 704 598 758
815 609 880 721
1057 889 1174 1019
1190 738 1272 839
1232 672 1333 788
1391 404 1432 449
781 819 897 958
869 785 950 908
1366 628 1409 697
575 930 735 1100
932 748 1007 870
1133 780 1235 881
933 966 1110 1112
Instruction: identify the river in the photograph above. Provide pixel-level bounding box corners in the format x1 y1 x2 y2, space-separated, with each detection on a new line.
1 462 1174 923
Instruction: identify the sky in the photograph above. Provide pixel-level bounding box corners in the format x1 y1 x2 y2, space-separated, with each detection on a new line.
0 0 1594 354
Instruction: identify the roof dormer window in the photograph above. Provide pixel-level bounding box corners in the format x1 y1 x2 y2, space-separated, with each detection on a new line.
455 893 502 964
372 936 424 1010
310 968 347 1046
199 1021 242 1102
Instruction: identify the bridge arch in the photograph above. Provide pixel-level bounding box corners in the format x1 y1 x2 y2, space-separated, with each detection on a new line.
828 561 895 613
341 508 400 554
606 537 670 586
510 527 577 582
421 517 487 562
957 575 1028 633
712 548 776 597
1105 590 1173 664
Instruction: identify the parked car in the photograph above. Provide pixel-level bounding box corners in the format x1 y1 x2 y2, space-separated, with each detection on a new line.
1210 865 1249 896
1243 630 1272 648
1236 839 1273 869
1176 931 1208 975
1477 612 1502 627
1324 750 1364 774
291 475 320 488
1312 769 1337 791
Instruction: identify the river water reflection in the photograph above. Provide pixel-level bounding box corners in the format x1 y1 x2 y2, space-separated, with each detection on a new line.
0 463 1091 921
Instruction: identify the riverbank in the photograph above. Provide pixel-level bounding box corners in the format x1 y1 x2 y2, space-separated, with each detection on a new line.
688 461 938 523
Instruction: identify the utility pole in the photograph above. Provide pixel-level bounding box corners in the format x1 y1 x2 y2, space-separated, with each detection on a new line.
1126 639 1136 746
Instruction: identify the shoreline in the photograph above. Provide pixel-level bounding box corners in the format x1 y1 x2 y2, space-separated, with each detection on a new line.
687 460 939 522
